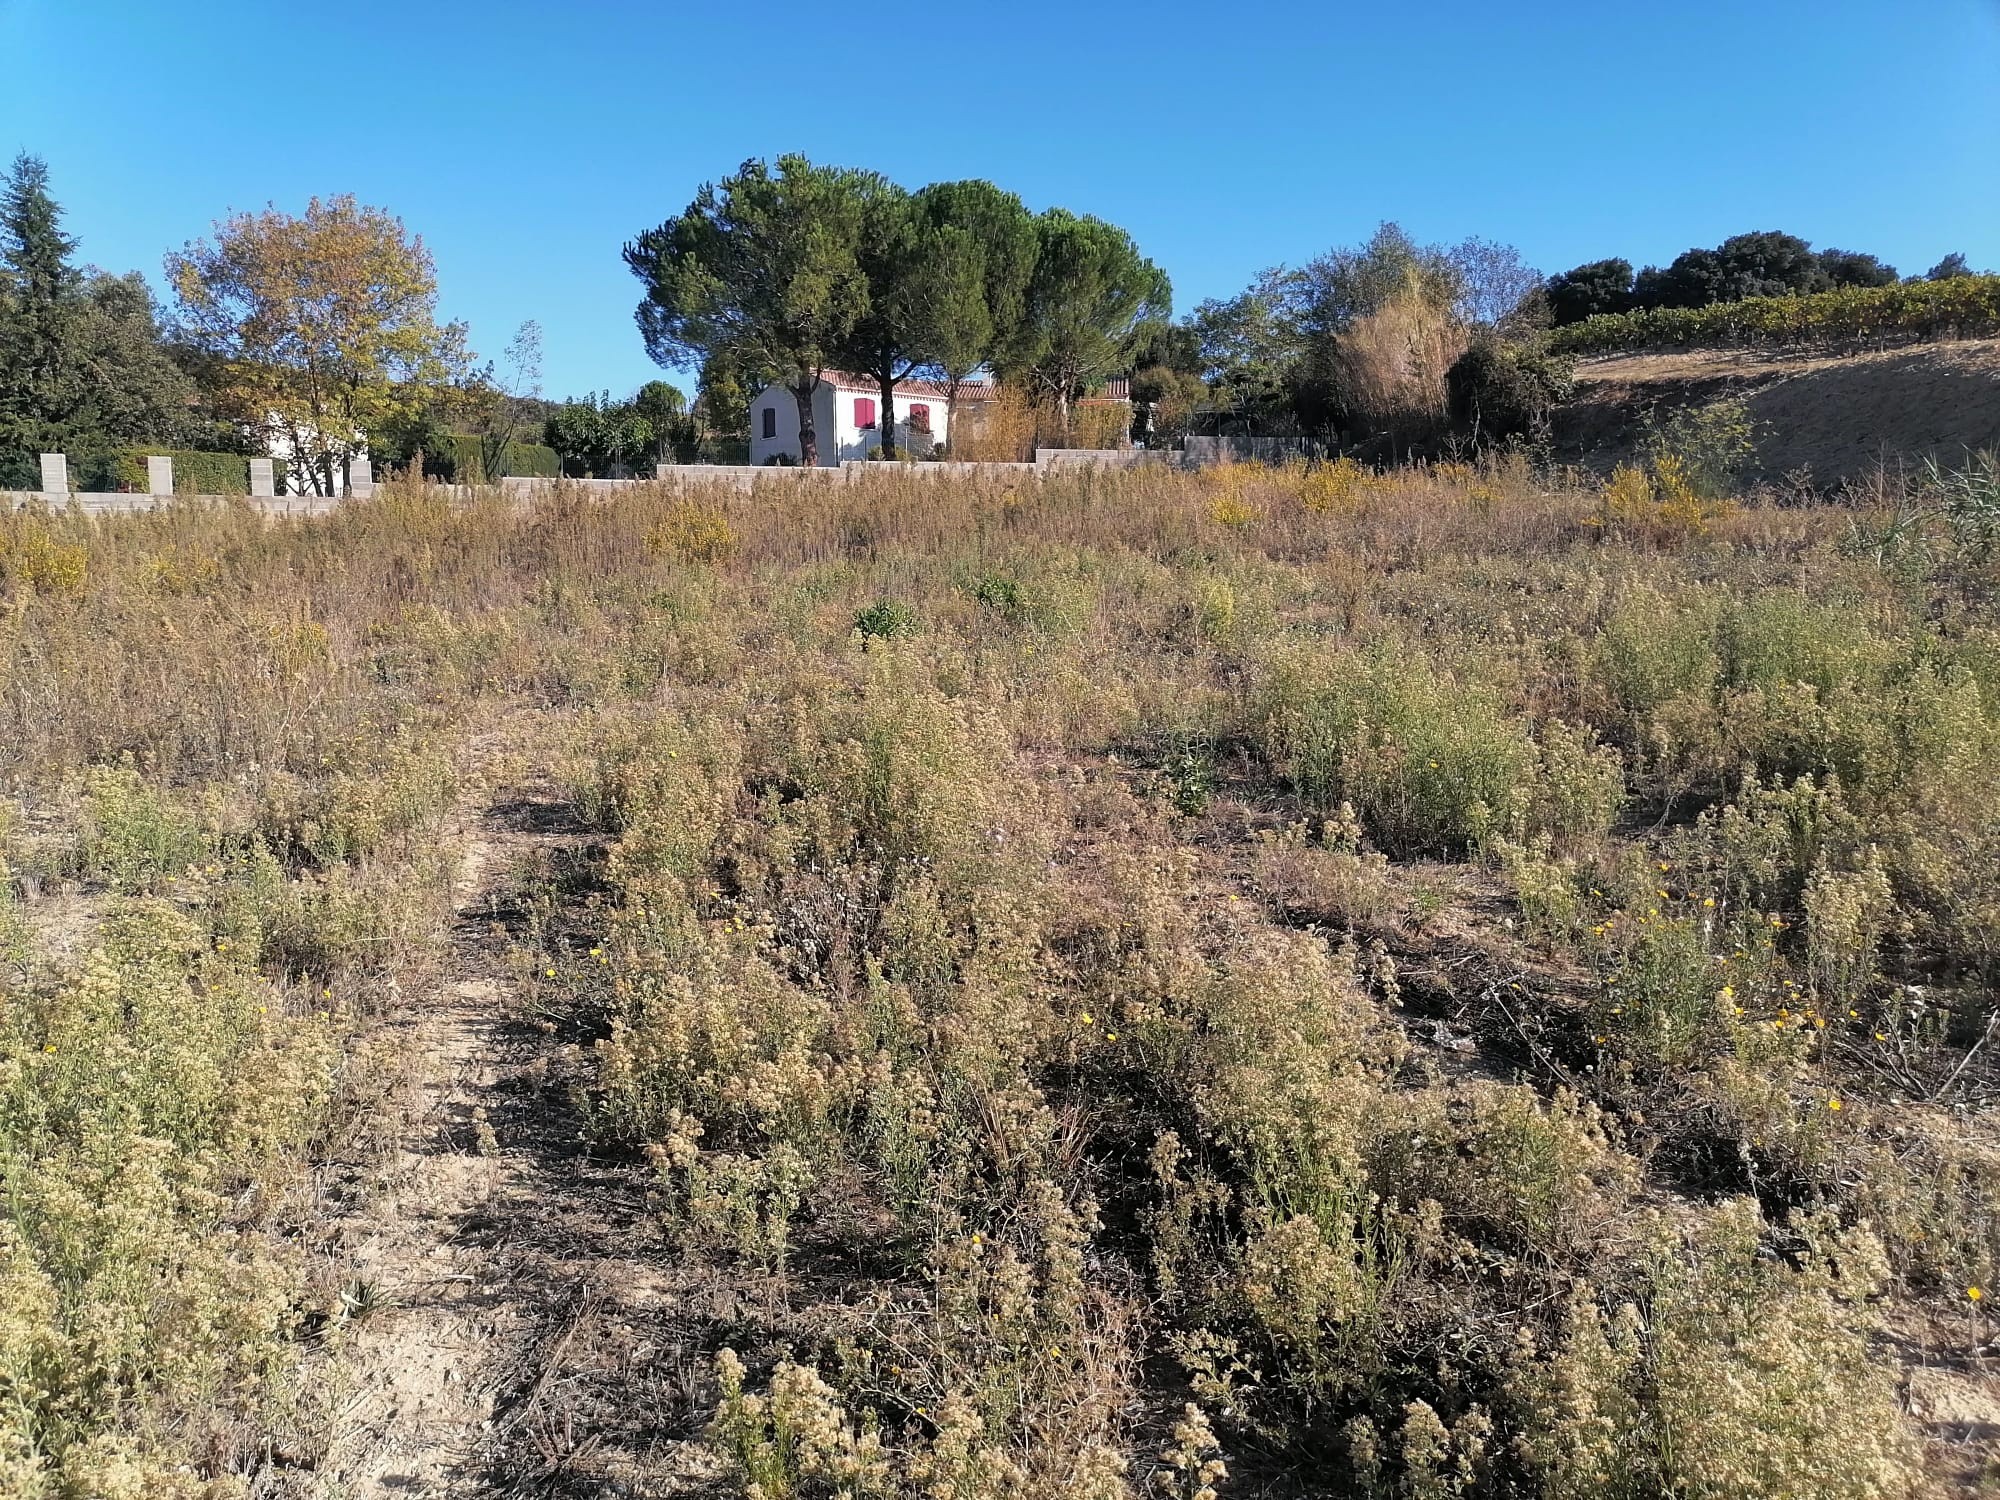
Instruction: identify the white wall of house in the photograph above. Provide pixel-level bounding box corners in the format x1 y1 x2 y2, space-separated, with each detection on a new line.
748 382 831 467
748 378 951 466
261 416 371 495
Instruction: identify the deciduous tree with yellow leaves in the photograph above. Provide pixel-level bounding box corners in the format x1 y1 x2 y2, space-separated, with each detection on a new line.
167 195 466 495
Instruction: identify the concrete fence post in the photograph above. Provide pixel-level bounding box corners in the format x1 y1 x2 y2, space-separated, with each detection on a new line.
38 453 68 496
249 458 275 498
146 455 173 497
350 456 374 499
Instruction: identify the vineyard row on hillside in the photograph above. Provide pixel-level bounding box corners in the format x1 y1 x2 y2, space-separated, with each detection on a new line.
1550 274 2000 357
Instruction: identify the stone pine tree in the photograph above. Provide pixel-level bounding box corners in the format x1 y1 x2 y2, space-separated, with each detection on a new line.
626 156 873 468
837 181 926 460
842 178 1039 460
908 179 1037 455
998 209 1170 436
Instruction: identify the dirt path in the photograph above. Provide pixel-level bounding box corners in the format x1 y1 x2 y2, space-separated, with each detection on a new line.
314 762 714 1497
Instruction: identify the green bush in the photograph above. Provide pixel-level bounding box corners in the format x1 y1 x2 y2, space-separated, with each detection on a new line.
1642 399 1757 499
1446 339 1576 442
433 434 562 484
506 440 561 478
0 451 39 490
72 764 219 892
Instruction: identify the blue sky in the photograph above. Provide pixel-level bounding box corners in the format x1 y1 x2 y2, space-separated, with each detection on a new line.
3 0 1997 399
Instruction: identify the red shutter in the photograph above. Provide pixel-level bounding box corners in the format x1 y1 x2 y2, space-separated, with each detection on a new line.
855 397 876 429
909 403 931 432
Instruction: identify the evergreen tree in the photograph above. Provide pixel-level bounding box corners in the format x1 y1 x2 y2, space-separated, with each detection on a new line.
0 153 198 470
626 156 872 467
1545 259 1636 325
0 152 83 454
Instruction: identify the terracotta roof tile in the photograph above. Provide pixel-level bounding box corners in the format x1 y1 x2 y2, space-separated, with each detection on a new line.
817 371 998 401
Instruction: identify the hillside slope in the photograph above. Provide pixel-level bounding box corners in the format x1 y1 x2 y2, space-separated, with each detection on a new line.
1557 338 2000 487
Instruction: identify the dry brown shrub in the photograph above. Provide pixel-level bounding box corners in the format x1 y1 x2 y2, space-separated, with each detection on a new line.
1329 283 1470 438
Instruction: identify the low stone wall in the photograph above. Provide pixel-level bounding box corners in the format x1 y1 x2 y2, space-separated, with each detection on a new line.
505 460 1050 495
1183 435 1313 467
501 468 841 496
842 461 1041 480
7 449 1186 515
21 450 370 505
1034 448 1170 470
3 491 343 516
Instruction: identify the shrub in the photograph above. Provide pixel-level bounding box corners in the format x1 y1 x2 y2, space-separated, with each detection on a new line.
1366 1084 1635 1262
71 763 218 892
647 501 736 563
1592 459 1731 541
0 901 339 1491
506 440 562 478
1259 644 1619 856
1510 1203 1918 1499
1445 338 1576 443
1297 456 1373 512
428 433 562 483
1641 399 1757 500
0 519 89 595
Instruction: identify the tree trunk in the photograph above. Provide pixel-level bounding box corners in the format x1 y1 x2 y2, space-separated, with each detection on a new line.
943 375 961 459
878 362 897 461
792 381 819 467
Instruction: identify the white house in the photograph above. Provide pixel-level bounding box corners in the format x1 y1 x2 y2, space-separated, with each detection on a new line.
748 371 975 466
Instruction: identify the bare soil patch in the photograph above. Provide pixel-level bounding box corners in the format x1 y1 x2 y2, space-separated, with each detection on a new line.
1558 338 2000 486
309 758 723 1496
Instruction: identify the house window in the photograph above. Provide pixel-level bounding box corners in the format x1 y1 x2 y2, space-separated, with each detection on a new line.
908 403 931 432
854 396 877 430
761 406 777 440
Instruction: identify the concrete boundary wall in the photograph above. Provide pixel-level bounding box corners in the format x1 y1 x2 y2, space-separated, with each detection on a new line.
5 448 1183 514
501 450 1163 496
503 460 1053 496
1034 448 1171 470
1182 435 1314 467
3 491 341 517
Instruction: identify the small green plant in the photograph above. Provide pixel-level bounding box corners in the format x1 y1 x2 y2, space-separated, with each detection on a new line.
72 763 217 893
854 599 919 640
1162 738 1216 816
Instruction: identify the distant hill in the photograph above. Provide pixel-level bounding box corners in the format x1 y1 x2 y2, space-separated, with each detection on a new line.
1555 339 2000 489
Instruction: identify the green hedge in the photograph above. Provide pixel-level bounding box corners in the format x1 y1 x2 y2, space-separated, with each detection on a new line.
65 449 256 495
6 448 300 497
432 434 562 484
1550 274 2000 357
507 441 561 478
0 452 38 490
108 449 251 495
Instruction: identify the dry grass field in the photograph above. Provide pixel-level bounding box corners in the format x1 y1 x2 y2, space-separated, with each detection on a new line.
0 460 1996 1498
